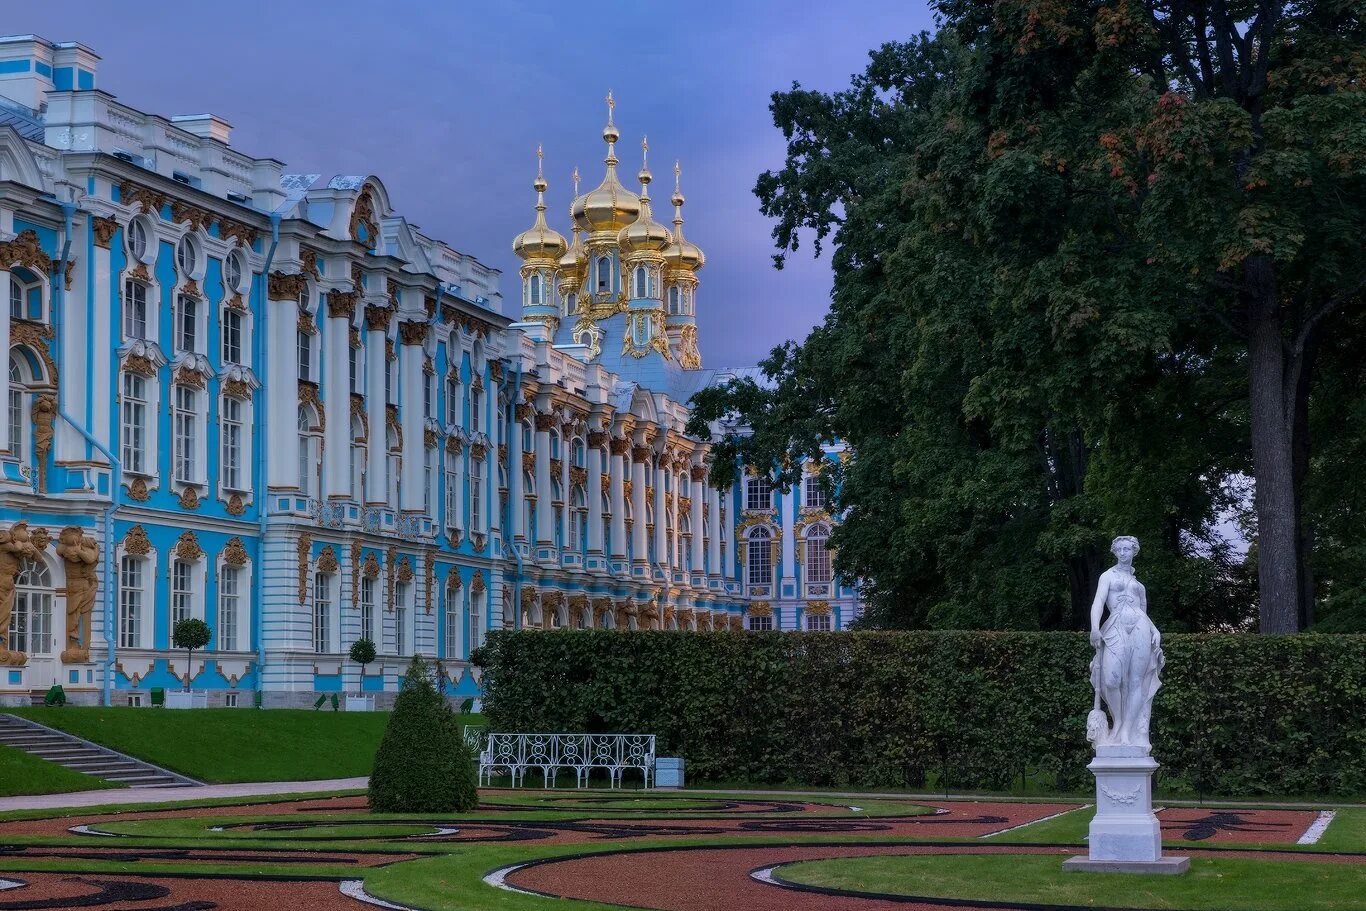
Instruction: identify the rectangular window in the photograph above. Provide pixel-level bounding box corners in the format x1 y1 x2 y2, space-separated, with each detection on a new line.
444 585 460 658
349 345 359 394
176 294 197 353
445 468 460 531
313 572 331 653
470 596 483 649
806 613 833 632
469 388 482 434
119 556 142 649
446 378 459 425
123 280 147 339
469 458 483 530
748 615 774 631
807 535 833 585
424 448 435 513
747 476 773 511
360 577 375 643
218 565 240 651
804 475 827 509
298 330 312 383
222 396 243 490
121 373 147 474
171 559 193 626
222 309 243 364
174 386 197 483
423 374 433 419
394 582 409 656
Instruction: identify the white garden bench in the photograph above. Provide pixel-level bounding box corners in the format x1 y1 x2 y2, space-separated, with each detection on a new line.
477 732 656 789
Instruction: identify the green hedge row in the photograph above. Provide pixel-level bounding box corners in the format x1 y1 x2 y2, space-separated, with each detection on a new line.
478 631 1366 798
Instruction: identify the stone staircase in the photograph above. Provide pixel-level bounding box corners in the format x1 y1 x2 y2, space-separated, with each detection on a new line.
0 713 199 789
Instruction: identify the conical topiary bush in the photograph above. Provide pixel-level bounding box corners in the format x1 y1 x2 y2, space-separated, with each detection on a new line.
368 655 478 813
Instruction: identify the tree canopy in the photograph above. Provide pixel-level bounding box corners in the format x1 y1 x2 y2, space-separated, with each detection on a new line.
690 0 1363 632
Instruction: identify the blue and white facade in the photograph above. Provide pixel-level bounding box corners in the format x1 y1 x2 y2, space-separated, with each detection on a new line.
0 38 856 708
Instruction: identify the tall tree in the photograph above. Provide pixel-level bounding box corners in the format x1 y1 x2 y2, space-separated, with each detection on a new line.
696 0 1365 631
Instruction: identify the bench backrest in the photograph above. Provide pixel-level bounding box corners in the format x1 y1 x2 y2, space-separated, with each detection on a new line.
481 733 656 767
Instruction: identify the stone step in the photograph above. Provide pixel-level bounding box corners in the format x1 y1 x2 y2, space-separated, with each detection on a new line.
0 713 201 789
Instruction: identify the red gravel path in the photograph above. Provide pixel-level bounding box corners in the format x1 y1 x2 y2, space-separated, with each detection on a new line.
0 871 370 910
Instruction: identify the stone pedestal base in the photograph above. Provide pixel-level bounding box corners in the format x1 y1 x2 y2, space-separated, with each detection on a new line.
1069 746 1188 874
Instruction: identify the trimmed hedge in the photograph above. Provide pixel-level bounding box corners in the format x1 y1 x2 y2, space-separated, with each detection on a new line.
369 656 478 813
479 631 1366 798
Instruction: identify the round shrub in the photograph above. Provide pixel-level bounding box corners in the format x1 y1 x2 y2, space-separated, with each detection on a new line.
369 655 478 813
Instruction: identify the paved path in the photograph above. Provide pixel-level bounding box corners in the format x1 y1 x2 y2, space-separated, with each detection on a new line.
0 776 367 812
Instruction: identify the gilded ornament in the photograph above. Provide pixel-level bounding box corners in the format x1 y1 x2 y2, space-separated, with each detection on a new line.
174 530 203 560
56 527 99 663
300 248 321 280
225 293 246 311
317 545 339 574
386 339 397 363
297 310 315 334
299 383 325 431
223 537 249 566
588 431 609 448
550 462 563 485
600 474 611 495
226 494 245 516
91 216 119 249
385 544 398 609
609 437 630 456
350 190 378 245
690 465 708 483
396 556 415 584
128 262 149 283
470 570 485 595
489 361 504 382
747 601 773 618
398 320 427 346
805 600 832 616
351 262 364 290
171 201 213 232
118 181 167 216
424 553 435 613
424 428 438 449
31 394 56 490
174 365 206 389
497 443 508 464
122 525 152 556
515 404 533 423
178 486 199 510
470 442 487 461
223 378 252 400
623 480 634 500
632 445 651 464
10 320 57 383
679 324 702 370
388 283 401 309
297 535 312 603
446 436 464 456
128 477 150 501
327 290 359 320
423 355 434 376
218 219 259 249
386 404 402 448
349 327 361 348
570 466 588 487
470 531 487 550
268 271 308 301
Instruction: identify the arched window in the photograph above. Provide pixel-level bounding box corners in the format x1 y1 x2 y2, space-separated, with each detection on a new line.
298 405 319 497
122 279 149 340
173 385 200 484
221 308 244 364
563 291 577 317
804 473 828 509
350 416 366 501
469 456 484 530
8 354 29 463
444 575 462 658
221 395 245 491
118 555 145 649
747 527 773 589
667 285 681 315
445 375 460 426
806 525 833 585
570 486 587 553
529 272 544 307
633 265 648 298
386 424 401 507
171 558 195 625
224 249 245 294
176 234 198 277
221 563 244 652
394 580 411 656
10 559 52 655
126 218 149 261
359 576 376 643
311 570 331 653
9 267 42 321
175 294 198 353
572 438 585 468
522 471 535 540
595 255 612 292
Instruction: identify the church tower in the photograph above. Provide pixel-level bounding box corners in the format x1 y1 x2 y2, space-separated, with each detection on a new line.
512 146 567 334
662 161 705 368
617 137 673 360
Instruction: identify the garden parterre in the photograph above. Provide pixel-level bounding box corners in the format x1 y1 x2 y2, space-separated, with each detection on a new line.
0 790 1359 910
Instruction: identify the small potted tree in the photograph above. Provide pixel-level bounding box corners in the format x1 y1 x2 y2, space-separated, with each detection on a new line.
168 617 211 709
347 637 377 711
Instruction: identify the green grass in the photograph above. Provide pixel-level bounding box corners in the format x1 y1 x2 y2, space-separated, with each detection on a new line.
779 854 1366 911
992 805 1366 853
0 744 123 797
0 707 459 783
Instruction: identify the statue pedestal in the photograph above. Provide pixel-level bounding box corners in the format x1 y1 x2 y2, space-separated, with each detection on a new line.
1062 746 1189 875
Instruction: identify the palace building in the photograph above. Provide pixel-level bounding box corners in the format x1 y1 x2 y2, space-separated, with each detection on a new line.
0 36 858 708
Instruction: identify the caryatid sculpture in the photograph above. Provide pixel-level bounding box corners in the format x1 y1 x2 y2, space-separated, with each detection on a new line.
58 527 100 664
1087 535 1163 751
1066 535 1188 874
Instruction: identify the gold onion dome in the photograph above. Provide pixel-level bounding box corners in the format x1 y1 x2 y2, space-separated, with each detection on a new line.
558 168 588 288
663 160 705 272
618 137 673 255
571 91 640 235
512 145 567 261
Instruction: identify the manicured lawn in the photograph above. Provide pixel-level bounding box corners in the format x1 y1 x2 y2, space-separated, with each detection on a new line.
3 707 482 784
0 744 122 797
778 854 1366 911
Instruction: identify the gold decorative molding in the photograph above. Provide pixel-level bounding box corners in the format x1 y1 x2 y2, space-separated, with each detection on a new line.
351 541 363 606
470 569 485 596
299 382 325 431
296 534 312 603
423 553 435 613
218 219 258 249
174 365 206 390
398 320 427 346
118 181 166 216
396 555 414 585
226 494 245 516
10 321 57 384
31 393 55 490
747 601 772 618
223 378 253 400
223 536 249 566
91 216 119 249
122 524 152 556
317 545 339 574
805 600 832 616
173 530 203 560
327 289 358 320
350 190 378 245
300 248 321 280
128 477 150 501
177 486 200 510
364 305 392 332
171 201 214 232
268 271 308 301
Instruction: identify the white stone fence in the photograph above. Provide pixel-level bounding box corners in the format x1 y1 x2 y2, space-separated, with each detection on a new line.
476 732 656 789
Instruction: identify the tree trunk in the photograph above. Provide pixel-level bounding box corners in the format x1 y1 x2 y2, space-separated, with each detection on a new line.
1245 256 1303 632
1292 332 1318 629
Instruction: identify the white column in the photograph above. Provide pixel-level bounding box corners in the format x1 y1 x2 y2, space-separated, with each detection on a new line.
266 274 301 489
509 405 526 541
652 460 668 572
690 466 705 579
587 430 606 557
609 438 627 564
399 321 425 512
363 306 387 504
322 294 351 499
707 481 722 582
0 266 10 452
87 219 114 459
630 445 648 569
559 421 573 555
487 374 502 538
780 484 797 590
534 413 553 545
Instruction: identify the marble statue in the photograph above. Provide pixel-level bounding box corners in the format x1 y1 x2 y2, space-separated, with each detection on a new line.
1065 535 1188 875
1087 535 1163 751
